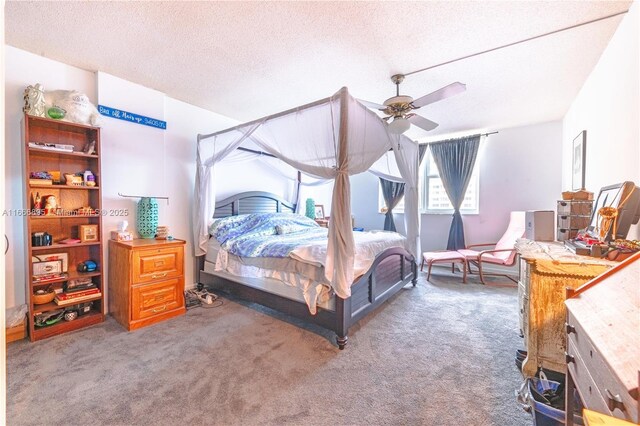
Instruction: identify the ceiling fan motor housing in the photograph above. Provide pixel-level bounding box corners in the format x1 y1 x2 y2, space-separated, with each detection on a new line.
383 95 414 117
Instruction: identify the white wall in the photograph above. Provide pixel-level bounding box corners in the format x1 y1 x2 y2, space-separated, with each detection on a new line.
562 1 640 239
350 120 563 251
3 47 238 308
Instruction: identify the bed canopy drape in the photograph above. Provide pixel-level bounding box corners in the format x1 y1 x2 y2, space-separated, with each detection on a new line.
195 87 420 299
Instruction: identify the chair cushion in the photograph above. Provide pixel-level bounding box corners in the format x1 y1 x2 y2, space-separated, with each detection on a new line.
423 251 465 262
457 249 511 264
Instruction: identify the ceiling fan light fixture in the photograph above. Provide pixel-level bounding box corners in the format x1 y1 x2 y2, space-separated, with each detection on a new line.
388 117 411 134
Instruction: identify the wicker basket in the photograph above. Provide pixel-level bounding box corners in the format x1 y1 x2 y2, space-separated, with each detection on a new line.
33 289 56 305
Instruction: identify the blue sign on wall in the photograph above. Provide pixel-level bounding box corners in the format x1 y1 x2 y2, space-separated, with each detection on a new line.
98 105 167 130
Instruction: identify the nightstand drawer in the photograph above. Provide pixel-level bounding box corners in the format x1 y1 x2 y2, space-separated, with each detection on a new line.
131 279 182 321
132 246 183 284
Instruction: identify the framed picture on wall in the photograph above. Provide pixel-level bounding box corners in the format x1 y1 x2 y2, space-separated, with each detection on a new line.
572 130 587 190
314 205 325 219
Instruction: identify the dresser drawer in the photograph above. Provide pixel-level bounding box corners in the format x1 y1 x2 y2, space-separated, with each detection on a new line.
567 339 611 416
567 312 638 423
131 278 182 321
132 246 183 284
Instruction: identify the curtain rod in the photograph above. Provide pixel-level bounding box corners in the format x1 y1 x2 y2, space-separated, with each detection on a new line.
118 193 170 204
237 146 277 158
419 131 498 145
404 10 628 77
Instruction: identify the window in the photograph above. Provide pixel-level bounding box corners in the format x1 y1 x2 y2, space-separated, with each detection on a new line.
421 151 479 214
378 150 480 214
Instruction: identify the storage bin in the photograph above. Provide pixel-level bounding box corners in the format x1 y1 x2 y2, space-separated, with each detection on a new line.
528 377 583 426
557 215 591 230
557 201 592 216
557 228 579 241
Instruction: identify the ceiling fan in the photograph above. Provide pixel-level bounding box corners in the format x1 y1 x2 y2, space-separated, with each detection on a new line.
361 74 466 134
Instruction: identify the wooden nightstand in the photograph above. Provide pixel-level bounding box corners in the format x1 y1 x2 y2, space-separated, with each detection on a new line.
108 239 186 330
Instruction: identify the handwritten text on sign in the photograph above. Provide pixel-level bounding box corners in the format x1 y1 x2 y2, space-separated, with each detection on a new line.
98 105 167 130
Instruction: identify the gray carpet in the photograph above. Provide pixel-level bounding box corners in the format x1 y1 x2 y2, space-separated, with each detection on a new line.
8 269 532 425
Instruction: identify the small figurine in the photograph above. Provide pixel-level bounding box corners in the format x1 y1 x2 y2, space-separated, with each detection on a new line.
83 140 96 155
43 195 58 215
33 192 42 210
23 84 46 117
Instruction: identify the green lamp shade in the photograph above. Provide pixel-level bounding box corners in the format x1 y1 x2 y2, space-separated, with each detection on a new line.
136 197 159 239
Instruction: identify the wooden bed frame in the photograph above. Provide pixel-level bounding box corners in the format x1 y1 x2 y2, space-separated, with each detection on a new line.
196 191 417 349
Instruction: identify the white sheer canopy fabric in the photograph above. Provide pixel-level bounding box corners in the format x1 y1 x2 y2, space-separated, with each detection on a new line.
195 88 419 299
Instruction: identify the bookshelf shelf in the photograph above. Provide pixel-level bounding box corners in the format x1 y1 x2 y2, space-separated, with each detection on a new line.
30 184 100 190
28 147 99 159
31 241 101 251
31 270 102 287
33 294 102 315
32 310 103 340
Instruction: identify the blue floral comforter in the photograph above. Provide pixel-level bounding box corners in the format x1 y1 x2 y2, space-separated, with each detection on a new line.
209 213 328 258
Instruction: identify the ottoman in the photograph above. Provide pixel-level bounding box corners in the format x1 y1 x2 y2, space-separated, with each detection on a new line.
421 251 468 283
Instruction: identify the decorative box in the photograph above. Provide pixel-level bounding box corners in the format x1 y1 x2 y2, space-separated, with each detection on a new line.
111 231 133 242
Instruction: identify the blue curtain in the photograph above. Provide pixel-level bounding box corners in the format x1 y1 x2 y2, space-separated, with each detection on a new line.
418 143 429 166
378 145 427 232
429 135 481 250
379 178 405 232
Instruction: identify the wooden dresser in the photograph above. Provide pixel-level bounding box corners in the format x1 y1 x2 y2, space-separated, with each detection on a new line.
515 240 616 377
565 252 639 425
109 239 186 330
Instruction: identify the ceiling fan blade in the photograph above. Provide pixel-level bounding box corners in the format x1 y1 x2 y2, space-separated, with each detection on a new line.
357 99 387 110
411 82 466 108
408 114 439 131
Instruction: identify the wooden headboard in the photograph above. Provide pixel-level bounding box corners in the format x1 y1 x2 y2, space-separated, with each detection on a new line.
213 191 296 218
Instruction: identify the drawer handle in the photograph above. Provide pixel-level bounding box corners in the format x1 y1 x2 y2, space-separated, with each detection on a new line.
565 323 576 334
151 304 167 313
565 352 575 364
151 272 168 279
605 389 625 412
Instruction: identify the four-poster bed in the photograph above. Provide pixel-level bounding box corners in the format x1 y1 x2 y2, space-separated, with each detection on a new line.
194 87 422 348
197 191 417 349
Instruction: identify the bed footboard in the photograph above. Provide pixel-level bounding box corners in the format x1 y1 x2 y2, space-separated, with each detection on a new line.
344 247 416 332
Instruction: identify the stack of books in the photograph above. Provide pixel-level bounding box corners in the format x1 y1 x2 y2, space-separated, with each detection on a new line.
54 285 101 306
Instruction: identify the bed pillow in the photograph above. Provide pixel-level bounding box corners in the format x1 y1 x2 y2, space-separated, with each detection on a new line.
209 214 250 242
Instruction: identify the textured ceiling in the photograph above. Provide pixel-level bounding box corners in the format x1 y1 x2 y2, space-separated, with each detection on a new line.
5 1 632 138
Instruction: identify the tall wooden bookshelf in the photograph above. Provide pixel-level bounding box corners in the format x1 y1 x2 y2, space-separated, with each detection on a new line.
22 114 105 341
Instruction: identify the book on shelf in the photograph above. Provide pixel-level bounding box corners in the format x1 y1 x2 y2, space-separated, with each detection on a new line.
58 238 81 244
54 291 101 306
29 142 74 152
33 273 67 283
29 179 53 186
64 284 97 294
55 287 100 300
